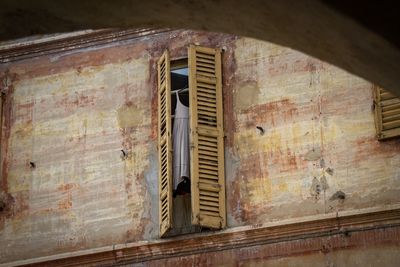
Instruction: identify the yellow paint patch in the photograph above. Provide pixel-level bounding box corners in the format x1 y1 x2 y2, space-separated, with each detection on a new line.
247 177 272 204
278 182 288 192
234 82 260 111
12 123 33 138
117 105 145 128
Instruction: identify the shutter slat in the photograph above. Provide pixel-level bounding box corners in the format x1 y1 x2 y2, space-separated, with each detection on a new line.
198 96 217 104
197 71 217 78
383 120 400 130
380 91 397 101
199 169 219 177
198 101 217 108
197 66 215 74
200 210 220 217
199 160 218 167
197 75 217 85
200 191 219 198
197 62 216 69
198 145 218 153
374 87 400 140
382 108 400 118
198 82 217 90
198 87 217 95
196 53 215 60
199 204 220 212
198 182 221 192
382 113 400 123
158 50 173 237
196 57 215 64
198 106 217 113
199 140 218 148
199 164 219 172
382 102 400 111
200 201 220 209
198 110 217 118
200 195 220 202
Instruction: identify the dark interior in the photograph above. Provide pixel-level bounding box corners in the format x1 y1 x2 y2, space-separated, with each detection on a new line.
171 68 189 116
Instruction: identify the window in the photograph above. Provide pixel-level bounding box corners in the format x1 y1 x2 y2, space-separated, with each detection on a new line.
374 86 400 140
157 45 226 237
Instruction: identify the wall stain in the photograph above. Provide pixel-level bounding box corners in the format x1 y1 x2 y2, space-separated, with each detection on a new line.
0 70 17 194
238 98 301 130
117 102 145 129
56 91 97 112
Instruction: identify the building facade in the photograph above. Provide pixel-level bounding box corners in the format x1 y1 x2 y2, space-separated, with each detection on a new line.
0 29 399 266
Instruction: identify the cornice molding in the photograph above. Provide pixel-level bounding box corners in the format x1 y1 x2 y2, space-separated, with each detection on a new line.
5 207 400 267
0 28 170 63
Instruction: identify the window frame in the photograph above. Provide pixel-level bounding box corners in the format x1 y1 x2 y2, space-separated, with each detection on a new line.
157 45 226 238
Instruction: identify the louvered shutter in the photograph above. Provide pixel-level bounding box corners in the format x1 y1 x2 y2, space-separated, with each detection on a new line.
189 45 226 229
374 87 400 140
158 51 173 237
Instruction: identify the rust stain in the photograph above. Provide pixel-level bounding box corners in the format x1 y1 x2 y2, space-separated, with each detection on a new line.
123 170 150 242
0 191 14 231
230 146 306 224
0 70 17 193
230 153 271 224
58 195 72 210
8 191 29 218
280 149 300 173
57 183 77 210
265 54 323 78
57 183 77 192
321 84 372 116
55 91 97 111
238 98 302 130
7 41 148 81
353 136 400 163
149 57 159 141
222 42 238 148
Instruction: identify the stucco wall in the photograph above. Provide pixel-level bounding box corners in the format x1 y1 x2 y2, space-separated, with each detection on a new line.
0 30 399 264
225 38 400 225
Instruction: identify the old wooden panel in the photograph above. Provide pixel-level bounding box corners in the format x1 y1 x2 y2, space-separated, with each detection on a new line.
157 50 173 237
189 45 226 229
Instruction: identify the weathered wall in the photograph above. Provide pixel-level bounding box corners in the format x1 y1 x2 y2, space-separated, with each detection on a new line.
225 38 400 226
0 30 399 264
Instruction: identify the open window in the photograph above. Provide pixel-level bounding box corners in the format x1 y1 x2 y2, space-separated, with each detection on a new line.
157 45 226 237
374 86 400 140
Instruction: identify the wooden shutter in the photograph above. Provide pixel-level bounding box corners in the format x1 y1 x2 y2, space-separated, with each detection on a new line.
374 86 400 140
189 45 226 229
158 50 173 237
